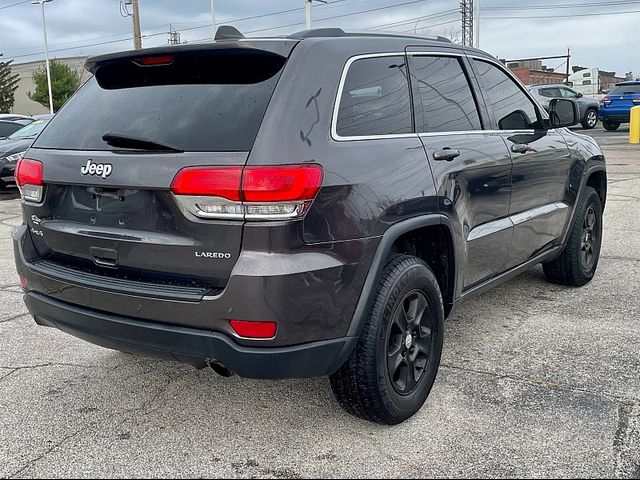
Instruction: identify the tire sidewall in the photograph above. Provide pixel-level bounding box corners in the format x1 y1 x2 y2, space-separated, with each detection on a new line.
582 109 598 129
373 262 444 423
571 189 603 281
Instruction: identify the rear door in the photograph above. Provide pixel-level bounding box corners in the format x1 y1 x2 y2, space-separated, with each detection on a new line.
26 46 291 288
471 59 572 269
407 52 513 289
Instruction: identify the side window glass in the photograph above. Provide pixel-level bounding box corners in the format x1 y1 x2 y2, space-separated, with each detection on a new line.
561 88 578 99
336 56 412 137
409 56 481 132
473 60 541 130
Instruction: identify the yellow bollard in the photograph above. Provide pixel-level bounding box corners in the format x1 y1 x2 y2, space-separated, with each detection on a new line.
631 105 640 144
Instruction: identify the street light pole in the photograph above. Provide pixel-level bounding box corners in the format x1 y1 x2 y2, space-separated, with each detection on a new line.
211 0 216 39
305 0 312 30
36 0 54 114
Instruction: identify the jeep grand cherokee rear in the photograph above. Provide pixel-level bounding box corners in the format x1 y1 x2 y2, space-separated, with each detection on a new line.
13 40 373 379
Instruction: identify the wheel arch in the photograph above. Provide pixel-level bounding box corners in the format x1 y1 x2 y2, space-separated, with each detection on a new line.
347 215 458 338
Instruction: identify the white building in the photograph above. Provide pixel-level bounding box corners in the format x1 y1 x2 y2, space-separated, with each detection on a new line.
9 56 90 115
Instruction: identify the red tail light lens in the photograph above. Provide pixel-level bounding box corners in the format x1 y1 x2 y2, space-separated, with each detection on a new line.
230 320 277 339
170 164 323 220
242 165 323 202
171 166 242 201
15 158 44 203
601 97 612 105
633 98 640 104
15 158 43 187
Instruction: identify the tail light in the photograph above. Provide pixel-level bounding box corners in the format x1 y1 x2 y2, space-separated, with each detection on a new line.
171 164 323 221
632 98 640 104
601 97 612 105
15 158 44 203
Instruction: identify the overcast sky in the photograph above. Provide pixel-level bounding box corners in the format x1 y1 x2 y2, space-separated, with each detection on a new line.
0 0 637 77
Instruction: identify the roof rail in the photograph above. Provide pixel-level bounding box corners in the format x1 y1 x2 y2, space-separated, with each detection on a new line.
289 29 452 42
212 25 453 43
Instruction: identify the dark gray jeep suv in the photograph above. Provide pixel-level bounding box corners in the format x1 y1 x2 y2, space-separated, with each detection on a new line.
14 28 606 424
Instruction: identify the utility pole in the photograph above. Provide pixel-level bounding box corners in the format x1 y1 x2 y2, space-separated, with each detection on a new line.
211 0 216 39
566 48 571 85
35 0 54 115
132 0 142 49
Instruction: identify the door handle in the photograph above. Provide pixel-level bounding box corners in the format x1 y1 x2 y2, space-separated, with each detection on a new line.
432 148 461 161
511 143 531 154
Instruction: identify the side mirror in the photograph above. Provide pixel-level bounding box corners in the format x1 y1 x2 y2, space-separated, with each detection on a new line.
549 98 578 128
577 92 584 98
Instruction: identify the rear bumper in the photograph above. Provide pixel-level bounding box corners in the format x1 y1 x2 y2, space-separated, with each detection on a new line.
599 111 630 123
24 291 357 378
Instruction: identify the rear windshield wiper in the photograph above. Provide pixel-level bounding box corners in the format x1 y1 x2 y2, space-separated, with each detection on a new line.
102 132 183 152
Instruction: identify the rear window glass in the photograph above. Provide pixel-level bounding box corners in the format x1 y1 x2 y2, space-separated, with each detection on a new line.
610 84 640 94
34 50 286 152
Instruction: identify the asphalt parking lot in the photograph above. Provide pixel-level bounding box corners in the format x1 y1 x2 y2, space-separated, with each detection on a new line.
0 124 638 478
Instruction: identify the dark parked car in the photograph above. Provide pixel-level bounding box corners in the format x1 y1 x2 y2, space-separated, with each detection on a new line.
14 28 606 424
0 116 53 189
0 117 34 140
528 84 600 129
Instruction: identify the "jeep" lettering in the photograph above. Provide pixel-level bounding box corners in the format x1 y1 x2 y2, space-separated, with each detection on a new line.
80 160 113 179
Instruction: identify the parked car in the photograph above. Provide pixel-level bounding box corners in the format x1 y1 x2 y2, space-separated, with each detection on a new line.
0 116 53 189
14 28 606 424
0 118 34 140
528 84 600 129
599 80 640 131
0 114 34 121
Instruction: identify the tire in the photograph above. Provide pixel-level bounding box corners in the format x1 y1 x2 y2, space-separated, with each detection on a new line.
581 109 598 129
329 255 444 425
543 186 603 286
602 120 620 131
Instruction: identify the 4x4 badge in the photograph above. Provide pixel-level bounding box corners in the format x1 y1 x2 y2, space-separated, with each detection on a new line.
81 159 112 179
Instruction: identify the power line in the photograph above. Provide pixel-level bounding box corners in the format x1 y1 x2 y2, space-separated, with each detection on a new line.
483 8 640 19
240 0 433 35
365 9 459 30
0 0 30 10
3 0 351 58
483 0 640 9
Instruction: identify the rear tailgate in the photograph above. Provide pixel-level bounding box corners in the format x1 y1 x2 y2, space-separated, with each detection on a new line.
605 83 640 111
24 43 296 290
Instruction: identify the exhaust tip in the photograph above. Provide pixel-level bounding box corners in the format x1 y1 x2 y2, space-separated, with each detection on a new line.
207 359 234 378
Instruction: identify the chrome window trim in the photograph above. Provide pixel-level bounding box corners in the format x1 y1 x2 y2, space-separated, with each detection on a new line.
331 51 550 143
331 51 465 142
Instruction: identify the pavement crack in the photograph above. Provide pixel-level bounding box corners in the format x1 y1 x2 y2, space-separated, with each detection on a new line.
613 402 640 479
0 313 29 324
440 363 639 404
601 256 640 263
0 362 120 372
7 425 90 478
